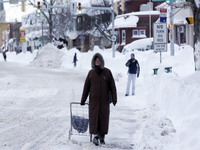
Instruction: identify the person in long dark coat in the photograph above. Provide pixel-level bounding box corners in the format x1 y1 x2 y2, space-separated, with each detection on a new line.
81 53 117 146
2 51 7 61
73 53 78 67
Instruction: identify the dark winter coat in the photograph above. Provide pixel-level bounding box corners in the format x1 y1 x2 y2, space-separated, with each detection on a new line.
2 52 6 61
81 53 117 135
125 59 140 74
73 54 78 63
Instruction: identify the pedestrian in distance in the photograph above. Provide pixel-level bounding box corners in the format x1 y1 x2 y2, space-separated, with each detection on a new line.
2 46 7 62
80 53 117 146
73 53 78 67
125 53 140 96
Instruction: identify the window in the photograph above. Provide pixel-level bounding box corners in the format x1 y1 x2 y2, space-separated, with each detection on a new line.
179 26 184 33
132 29 146 37
132 30 138 36
140 30 146 35
121 30 126 45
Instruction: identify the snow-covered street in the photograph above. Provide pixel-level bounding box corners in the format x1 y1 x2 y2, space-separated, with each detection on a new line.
0 43 199 150
0 61 140 150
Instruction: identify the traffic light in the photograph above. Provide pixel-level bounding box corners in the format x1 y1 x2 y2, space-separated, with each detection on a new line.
36 1 41 17
37 1 41 10
36 9 41 17
186 17 194 24
77 2 81 11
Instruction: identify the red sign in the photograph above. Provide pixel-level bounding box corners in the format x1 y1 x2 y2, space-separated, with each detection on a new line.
160 8 167 13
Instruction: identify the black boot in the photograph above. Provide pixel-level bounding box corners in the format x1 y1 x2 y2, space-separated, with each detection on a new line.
93 136 99 146
99 135 105 145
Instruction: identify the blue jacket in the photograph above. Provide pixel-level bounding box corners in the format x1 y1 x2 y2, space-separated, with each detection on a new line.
125 59 140 74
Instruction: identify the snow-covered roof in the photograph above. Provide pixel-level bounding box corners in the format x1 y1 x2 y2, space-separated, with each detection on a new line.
108 14 139 29
120 11 160 17
108 11 160 29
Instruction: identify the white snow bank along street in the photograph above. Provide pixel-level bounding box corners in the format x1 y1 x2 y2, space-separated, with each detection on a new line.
31 44 65 68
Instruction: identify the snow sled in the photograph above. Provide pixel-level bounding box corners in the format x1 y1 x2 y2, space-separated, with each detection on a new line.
69 102 92 142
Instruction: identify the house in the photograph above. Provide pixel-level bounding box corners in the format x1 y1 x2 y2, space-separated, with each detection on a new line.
112 0 163 52
0 22 22 52
111 11 160 52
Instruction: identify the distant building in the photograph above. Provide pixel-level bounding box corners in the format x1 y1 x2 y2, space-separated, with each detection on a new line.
0 22 22 52
110 11 160 52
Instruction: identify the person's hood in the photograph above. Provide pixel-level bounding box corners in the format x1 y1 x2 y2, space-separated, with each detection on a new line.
91 53 105 69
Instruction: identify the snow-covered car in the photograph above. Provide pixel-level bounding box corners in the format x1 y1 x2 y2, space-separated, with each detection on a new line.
122 38 153 54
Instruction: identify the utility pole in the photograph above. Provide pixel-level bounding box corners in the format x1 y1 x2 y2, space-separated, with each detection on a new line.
169 1 175 56
111 0 115 58
149 0 151 38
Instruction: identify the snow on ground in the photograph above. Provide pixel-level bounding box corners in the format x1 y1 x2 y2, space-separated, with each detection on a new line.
0 43 199 150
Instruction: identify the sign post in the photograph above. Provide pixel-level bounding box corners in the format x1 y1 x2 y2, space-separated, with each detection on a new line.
153 23 168 63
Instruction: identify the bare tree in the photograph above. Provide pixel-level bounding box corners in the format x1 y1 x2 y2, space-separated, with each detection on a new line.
28 0 57 42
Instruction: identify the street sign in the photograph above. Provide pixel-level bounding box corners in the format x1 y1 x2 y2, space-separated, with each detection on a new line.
160 8 167 13
160 8 167 23
153 23 167 52
154 44 167 52
79 35 85 40
160 17 166 23
20 29 26 42
42 2 49 10
153 23 167 43
111 35 117 42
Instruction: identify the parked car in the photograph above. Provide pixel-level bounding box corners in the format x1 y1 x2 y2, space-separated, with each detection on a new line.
122 38 153 54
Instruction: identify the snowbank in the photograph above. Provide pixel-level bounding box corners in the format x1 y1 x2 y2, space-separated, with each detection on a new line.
31 44 65 68
0 51 37 65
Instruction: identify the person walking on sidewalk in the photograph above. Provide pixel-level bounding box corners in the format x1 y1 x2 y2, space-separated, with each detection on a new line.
125 53 140 96
73 53 78 67
80 53 117 146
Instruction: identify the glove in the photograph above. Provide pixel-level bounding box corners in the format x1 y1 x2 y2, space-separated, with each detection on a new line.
80 102 85 106
112 101 117 106
137 73 139 78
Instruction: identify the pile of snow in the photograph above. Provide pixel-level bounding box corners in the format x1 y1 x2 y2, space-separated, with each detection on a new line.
0 51 37 65
133 105 176 150
31 44 65 68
